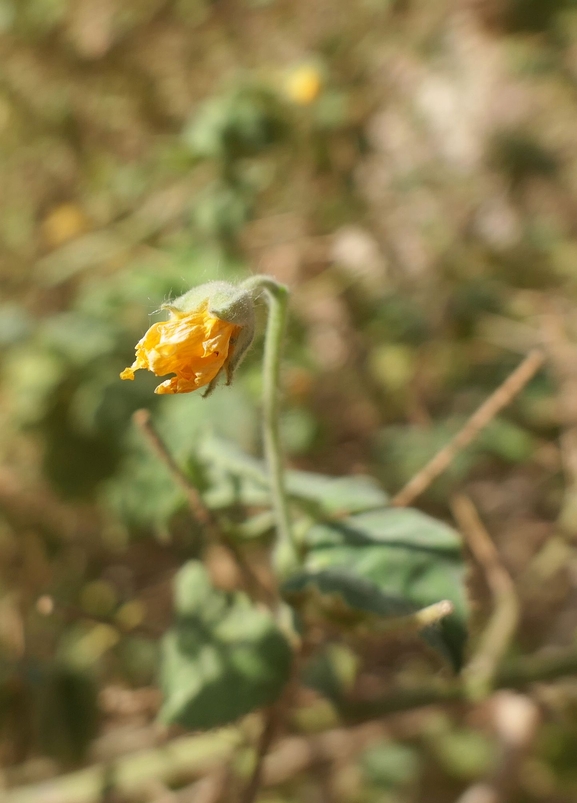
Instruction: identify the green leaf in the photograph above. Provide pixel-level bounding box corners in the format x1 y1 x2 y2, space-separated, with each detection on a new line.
103 442 183 531
183 87 287 160
40 312 117 365
286 473 389 515
361 740 421 790
192 181 253 240
160 562 291 730
288 508 468 669
104 388 258 530
199 435 388 515
283 569 414 619
305 508 460 551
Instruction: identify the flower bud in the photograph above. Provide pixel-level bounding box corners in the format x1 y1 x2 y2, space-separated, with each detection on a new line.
120 281 255 396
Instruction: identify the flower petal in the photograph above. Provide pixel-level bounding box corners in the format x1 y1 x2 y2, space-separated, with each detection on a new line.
120 300 240 394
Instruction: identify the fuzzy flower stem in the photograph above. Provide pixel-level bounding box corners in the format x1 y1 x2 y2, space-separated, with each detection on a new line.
242 275 297 573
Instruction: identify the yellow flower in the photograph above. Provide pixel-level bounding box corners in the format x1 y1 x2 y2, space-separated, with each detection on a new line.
42 203 90 249
285 65 323 105
120 300 241 395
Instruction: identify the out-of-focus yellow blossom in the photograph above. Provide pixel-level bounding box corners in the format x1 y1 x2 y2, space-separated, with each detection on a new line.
285 64 323 105
41 203 90 249
120 301 241 395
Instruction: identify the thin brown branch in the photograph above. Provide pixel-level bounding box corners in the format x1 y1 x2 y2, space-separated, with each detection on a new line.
133 409 214 531
133 409 275 605
238 636 309 803
239 707 279 803
452 495 520 700
391 350 545 508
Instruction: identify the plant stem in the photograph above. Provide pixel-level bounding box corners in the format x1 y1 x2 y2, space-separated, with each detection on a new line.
452 494 520 700
242 275 297 572
239 706 279 803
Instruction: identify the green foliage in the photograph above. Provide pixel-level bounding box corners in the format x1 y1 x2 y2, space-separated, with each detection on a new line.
36 666 99 766
198 434 389 516
489 130 559 187
115 636 160 687
184 86 288 161
302 642 359 702
193 181 253 240
288 507 468 668
446 279 504 338
280 406 319 455
427 719 496 780
160 562 292 730
3 0 577 798
16 0 69 35
539 723 577 784
367 294 431 346
179 435 468 669
504 0 572 32
360 740 421 792
105 387 258 530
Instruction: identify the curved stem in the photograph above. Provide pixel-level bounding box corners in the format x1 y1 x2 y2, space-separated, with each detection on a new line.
241 276 297 573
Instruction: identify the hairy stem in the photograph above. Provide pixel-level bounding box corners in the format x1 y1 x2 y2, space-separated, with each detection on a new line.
242 276 297 572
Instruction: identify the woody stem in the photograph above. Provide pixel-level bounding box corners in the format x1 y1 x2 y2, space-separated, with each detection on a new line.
242 276 298 573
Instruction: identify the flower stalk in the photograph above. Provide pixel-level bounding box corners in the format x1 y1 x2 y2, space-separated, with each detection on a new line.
241 275 297 574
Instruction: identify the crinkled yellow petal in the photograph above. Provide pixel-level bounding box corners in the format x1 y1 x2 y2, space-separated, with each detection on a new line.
120 301 240 395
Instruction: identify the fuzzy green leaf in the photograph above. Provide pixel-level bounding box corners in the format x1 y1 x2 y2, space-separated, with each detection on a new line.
288 508 468 669
160 562 291 730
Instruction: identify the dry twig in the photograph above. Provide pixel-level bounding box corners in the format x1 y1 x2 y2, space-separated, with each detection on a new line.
239 707 280 803
391 350 545 507
133 409 274 605
133 409 214 532
452 495 520 700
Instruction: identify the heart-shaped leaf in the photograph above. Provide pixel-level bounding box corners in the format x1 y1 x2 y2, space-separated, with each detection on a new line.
160 562 292 730
286 508 468 669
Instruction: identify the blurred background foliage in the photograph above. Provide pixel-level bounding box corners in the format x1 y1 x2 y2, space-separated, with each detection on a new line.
3 0 577 801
